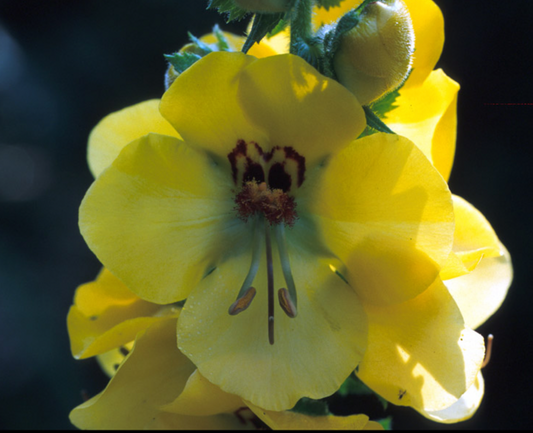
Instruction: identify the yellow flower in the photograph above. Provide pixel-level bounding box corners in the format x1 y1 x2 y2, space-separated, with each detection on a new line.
68 269 383 430
79 51 483 414
415 197 512 423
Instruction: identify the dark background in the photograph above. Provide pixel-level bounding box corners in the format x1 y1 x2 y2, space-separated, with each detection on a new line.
0 0 530 429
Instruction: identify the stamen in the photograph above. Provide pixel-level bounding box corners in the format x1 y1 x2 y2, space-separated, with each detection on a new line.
265 222 275 345
481 334 494 368
228 287 257 315
274 223 298 317
228 218 263 315
278 288 297 318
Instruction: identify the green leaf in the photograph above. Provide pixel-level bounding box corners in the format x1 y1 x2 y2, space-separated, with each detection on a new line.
377 416 393 430
164 52 202 74
336 373 389 410
337 372 369 397
290 397 331 417
363 106 395 134
242 12 285 53
316 0 345 10
207 0 250 22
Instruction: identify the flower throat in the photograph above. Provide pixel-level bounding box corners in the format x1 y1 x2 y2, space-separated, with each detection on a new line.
227 140 305 345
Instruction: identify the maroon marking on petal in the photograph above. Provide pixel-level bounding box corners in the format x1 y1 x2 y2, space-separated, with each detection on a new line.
283 146 306 187
263 146 275 163
253 141 264 157
268 162 291 192
227 139 248 184
243 159 265 184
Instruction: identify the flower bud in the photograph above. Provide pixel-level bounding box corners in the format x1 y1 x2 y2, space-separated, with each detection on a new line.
233 0 291 13
332 0 414 105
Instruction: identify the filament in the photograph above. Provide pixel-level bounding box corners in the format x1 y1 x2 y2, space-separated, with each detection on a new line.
228 217 263 315
274 223 298 317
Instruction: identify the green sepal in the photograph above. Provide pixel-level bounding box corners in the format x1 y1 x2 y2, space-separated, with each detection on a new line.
337 373 389 410
322 0 375 80
207 0 249 22
291 36 325 71
212 24 231 51
164 52 202 74
187 32 214 56
368 68 412 119
242 12 285 53
290 397 331 417
357 125 377 139
368 88 400 120
315 0 346 10
268 16 290 37
363 106 395 134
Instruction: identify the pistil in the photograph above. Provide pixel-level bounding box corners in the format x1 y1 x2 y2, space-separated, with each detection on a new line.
265 222 275 345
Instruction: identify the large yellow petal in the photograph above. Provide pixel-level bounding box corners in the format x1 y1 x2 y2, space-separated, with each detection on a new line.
160 52 268 161
70 319 196 430
440 195 504 280
357 279 485 412
162 369 243 416
246 401 383 430
385 69 459 181
307 133 454 305
449 195 502 261
88 99 179 178
237 54 365 168
312 0 444 89
67 268 172 359
417 371 484 423
96 342 134 378
445 243 512 330
79 133 247 304
72 268 140 316
177 251 367 411
68 307 167 359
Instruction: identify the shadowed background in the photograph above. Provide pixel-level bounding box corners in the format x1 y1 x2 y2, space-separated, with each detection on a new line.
0 0 531 429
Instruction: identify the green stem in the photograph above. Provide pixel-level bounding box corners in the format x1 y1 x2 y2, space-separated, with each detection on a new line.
290 0 313 54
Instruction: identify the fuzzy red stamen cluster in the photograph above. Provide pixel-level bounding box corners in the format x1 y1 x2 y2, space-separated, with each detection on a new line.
235 181 298 226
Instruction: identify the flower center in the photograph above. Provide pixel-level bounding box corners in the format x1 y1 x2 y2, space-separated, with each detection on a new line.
235 181 297 226
227 140 304 344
